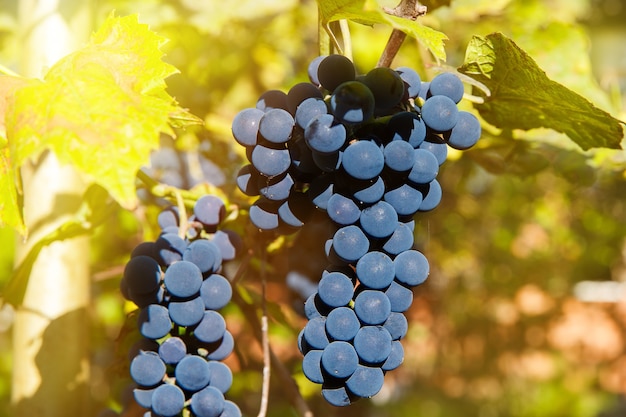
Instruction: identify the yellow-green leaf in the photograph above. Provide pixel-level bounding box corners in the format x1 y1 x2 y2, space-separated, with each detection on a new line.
317 0 447 61
5 13 192 213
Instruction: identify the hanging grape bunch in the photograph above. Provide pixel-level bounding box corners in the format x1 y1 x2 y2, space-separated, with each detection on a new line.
232 54 481 406
120 195 242 417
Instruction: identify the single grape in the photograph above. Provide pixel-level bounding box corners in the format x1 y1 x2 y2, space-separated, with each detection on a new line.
353 326 392 364
211 230 241 261
303 316 330 350
421 95 459 132
394 249 429 287
248 198 280 231
151 383 185 417
200 274 232 310
194 310 227 344
429 72 464 103
163 260 203 298
326 193 361 226
256 89 288 111
342 140 385 181
385 281 414 313
355 251 395 289
354 290 392 325
175 354 211 392
133 387 155 408
382 222 414 255
232 108 264 147
325 307 360 341
384 139 416 172
351 176 385 204
346 364 384 398
331 225 370 263
321 385 352 407
236 164 261 196
251 144 291 178
137 304 172 340
158 337 187 365
381 340 404 371
305 113 347 154
220 400 243 417
123 255 161 296
395 66 421 98
361 67 405 109
258 108 294 144
388 111 426 147
157 206 179 230
321 341 359 379
418 179 443 212
359 201 398 239
258 172 294 201
207 361 233 393
130 351 166 387
302 349 324 384
206 330 235 361
444 110 481 150
408 148 440 185
190 386 225 417
330 81 375 124
168 296 205 327
383 183 423 217
295 97 328 129
317 54 356 92
318 271 354 308
307 55 327 86
383 312 408 340
184 239 222 275
194 195 226 229
308 175 334 211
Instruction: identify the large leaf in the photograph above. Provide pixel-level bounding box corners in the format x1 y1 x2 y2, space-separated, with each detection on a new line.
2 13 199 234
317 0 447 61
458 32 624 150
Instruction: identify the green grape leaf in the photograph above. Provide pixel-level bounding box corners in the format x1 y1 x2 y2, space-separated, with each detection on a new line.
317 0 447 61
4 13 198 225
458 32 624 150
0 75 38 234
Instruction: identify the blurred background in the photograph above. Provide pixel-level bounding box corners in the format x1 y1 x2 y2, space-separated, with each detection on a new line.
0 0 625 416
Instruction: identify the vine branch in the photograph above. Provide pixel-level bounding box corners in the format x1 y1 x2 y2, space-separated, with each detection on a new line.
377 0 427 68
230 255 313 417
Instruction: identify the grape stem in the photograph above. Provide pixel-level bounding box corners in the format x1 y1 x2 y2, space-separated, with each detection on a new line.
258 247 270 417
377 0 427 68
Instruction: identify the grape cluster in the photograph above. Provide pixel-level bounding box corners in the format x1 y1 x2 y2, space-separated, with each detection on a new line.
232 55 481 406
120 195 242 417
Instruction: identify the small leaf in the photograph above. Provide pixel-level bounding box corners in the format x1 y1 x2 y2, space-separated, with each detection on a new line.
2 184 115 306
458 32 624 150
0 147 24 234
317 0 447 61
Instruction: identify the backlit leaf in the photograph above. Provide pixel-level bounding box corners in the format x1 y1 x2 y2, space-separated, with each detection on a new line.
458 32 624 150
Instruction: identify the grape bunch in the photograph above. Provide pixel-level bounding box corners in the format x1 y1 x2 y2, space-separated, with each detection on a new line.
119 195 242 417
231 54 481 406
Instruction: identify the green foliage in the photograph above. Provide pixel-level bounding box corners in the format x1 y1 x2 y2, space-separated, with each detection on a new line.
318 0 448 61
0 13 200 234
459 32 624 150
